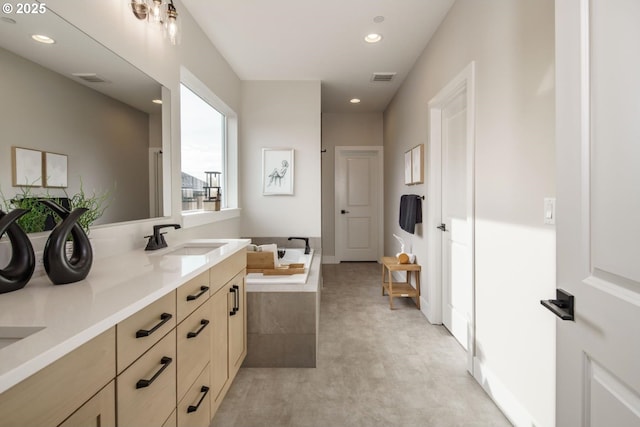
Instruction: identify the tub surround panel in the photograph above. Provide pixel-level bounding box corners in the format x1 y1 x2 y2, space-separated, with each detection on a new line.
244 334 316 368
0 238 250 394
248 293 317 335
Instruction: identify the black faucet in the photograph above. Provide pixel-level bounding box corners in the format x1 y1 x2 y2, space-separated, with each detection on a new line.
288 237 310 254
145 224 181 251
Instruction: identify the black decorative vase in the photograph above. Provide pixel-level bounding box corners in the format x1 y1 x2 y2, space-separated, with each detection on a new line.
0 209 36 294
40 200 93 285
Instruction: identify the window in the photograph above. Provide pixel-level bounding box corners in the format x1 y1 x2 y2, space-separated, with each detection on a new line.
180 83 226 212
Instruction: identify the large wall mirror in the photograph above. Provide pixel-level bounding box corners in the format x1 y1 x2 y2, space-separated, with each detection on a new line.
0 9 171 232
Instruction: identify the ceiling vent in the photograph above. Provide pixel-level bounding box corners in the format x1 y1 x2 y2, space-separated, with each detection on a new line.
72 73 109 83
371 72 396 82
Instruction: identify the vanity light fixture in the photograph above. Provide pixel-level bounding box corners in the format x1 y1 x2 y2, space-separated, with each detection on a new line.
130 0 180 45
350 98 361 104
364 33 383 43
31 34 56 44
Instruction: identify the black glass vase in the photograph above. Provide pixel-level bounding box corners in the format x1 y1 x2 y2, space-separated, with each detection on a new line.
0 209 36 293
39 200 93 285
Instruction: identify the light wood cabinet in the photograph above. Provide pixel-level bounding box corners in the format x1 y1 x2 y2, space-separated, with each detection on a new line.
176 270 210 323
116 291 176 373
58 381 116 427
177 300 211 400
117 330 177 427
228 271 247 378
0 328 115 427
162 410 177 427
177 364 211 427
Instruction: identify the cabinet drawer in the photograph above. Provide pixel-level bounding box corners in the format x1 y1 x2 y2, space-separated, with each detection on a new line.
176 270 210 323
177 301 211 400
116 291 176 373
117 330 176 427
209 250 246 294
0 327 115 427
162 410 177 427
177 364 211 427
58 381 115 427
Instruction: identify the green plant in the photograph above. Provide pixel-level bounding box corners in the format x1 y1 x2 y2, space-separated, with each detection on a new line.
65 181 112 235
0 186 51 234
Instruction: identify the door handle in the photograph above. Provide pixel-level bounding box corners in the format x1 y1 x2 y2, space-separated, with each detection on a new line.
341 210 350 214
437 223 447 231
540 289 574 321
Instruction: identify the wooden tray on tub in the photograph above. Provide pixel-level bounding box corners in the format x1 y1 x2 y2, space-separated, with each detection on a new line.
247 263 306 275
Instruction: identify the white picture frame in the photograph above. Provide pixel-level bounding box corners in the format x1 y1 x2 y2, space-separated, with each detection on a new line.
43 152 68 188
411 144 424 184
11 147 42 187
404 150 413 185
262 148 294 195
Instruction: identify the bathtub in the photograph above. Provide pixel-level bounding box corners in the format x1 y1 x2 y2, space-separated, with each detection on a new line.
246 248 315 286
244 248 321 368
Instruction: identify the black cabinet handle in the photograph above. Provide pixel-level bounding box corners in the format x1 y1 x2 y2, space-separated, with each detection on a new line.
541 289 574 321
233 284 240 313
136 356 172 389
437 223 447 232
136 313 172 338
229 287 237 316
187 386 210 413
186 286 209 301
187 319 210 339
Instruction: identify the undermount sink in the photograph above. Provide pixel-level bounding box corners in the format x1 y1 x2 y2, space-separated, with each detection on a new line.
162 243 226 256
0 326 45 350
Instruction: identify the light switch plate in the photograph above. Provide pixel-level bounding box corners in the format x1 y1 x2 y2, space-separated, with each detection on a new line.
544 197 556 225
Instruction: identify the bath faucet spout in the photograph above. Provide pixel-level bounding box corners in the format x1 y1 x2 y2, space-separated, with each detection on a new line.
288 237 310 255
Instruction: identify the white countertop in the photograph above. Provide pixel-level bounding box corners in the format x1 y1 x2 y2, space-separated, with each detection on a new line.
0 238 250 394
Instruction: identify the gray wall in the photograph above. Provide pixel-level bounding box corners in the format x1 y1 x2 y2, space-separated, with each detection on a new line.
0 47 152 225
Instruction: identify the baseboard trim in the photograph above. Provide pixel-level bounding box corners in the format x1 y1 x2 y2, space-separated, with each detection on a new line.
473 357 541 427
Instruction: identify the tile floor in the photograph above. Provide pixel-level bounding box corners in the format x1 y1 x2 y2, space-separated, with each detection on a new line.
211 262 512 427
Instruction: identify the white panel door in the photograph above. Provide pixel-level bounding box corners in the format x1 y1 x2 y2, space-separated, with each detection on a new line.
555 1 640 426
441 91 472 351
335 147 383 262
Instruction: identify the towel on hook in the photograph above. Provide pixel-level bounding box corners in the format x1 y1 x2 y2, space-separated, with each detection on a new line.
399 195 422 234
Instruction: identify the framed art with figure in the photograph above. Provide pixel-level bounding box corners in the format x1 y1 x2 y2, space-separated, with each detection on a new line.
262 148 294 195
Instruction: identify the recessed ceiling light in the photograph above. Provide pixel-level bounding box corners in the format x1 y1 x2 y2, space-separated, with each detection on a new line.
1 17 17 24
364 33 382 43
31 34 55 44
152 99 163 104
373 16 385 23
350 98 361 104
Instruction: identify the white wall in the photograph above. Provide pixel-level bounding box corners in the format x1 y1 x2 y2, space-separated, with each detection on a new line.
11 0 245 257
383 1 556 426
240 81 322 239
321 113 383 260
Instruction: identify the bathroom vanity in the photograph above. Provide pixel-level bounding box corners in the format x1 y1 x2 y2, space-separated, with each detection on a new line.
0 238 249 427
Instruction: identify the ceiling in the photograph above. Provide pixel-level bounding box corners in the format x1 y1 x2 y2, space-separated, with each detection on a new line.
181 0 455 113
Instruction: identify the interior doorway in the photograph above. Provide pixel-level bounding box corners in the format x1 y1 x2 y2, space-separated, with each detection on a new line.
334 146 384 262
428 62 476 373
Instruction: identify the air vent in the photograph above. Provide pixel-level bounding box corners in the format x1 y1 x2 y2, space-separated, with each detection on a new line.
371 72 396 82
72 73 109 83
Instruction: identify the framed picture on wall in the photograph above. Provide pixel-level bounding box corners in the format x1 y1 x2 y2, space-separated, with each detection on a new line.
262 148 294 195
43 152 68 188
411 144 424 184
404 150 412 184
11 147 42 187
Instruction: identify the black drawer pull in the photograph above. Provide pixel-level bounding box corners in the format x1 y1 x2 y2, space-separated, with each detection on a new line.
136 313 172 338
136 356 172 389
187 319 210 339
229 287 237 316
187 386 210 413
233 284 240 313
186 286 209 301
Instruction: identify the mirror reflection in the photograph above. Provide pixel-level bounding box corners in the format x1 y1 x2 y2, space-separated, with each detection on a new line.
0 10 167 232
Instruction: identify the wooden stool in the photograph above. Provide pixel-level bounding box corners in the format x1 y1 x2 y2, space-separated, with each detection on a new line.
381 256 421 309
